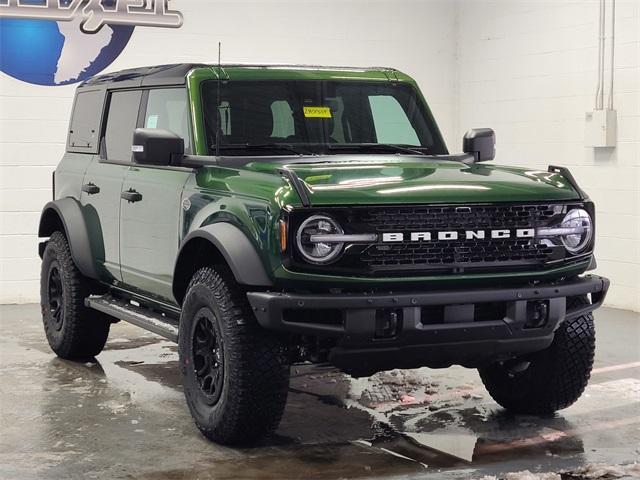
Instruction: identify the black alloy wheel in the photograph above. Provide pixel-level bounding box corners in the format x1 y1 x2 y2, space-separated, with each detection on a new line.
179 266 290 445
192 308 224 405
47 265 64 332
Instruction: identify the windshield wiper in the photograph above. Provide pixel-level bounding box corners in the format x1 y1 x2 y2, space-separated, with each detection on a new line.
327 143 429 156
214 143 313 156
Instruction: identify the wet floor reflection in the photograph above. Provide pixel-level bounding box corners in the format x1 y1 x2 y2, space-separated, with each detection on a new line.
2 308 639 480
40 342 640 477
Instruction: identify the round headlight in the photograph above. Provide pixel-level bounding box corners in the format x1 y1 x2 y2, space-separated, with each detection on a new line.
560 208 593 253
296 215 344 264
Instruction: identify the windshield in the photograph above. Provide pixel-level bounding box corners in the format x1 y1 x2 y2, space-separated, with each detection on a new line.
201 80 447 156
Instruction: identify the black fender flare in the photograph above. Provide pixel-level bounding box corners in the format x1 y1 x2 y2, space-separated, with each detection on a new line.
174 223 273 289
38 198 98 279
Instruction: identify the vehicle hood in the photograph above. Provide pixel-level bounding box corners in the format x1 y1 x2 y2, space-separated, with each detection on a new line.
246 156 581 206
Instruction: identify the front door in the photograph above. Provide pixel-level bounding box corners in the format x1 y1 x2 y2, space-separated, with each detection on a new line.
119 166 191 301
119 87 193 302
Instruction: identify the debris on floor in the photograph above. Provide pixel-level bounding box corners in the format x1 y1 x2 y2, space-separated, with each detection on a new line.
476 462 640 480
477 471 561 480
562 462 640 479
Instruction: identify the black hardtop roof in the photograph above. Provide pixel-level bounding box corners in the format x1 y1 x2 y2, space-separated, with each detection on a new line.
79 63 206 89
78 63 401 90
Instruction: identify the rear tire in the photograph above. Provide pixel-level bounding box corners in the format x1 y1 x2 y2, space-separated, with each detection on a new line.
479 296 595 414
40 231 111 359
179 266 290 446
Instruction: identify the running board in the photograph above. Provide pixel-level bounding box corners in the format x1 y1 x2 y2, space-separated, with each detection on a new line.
85 294 179 342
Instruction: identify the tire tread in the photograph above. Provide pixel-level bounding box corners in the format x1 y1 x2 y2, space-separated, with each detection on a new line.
180 266 289 445
41 231 110 359
479 295 595 414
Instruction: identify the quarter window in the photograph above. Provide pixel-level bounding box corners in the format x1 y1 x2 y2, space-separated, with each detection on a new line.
103 90 142 163
68 90 104 153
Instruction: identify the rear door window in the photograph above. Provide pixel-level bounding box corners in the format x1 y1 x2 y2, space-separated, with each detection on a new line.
103 90 142 163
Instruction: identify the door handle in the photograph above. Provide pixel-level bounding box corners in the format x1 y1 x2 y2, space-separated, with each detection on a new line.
81 183 100 195
121 189 143 203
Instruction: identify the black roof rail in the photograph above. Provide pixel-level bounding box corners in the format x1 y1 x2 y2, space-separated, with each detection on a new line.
78 63 401 89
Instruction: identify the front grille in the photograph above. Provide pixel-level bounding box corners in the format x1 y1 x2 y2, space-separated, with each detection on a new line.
287 202 586 276
361 204 558 231
356 204 561 272
362 239 554 268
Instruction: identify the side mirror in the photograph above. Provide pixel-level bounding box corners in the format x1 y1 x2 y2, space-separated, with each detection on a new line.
463 128 495 162
132 128 184 166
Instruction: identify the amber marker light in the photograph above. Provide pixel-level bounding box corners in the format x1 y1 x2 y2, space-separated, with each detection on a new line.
279 219 288 252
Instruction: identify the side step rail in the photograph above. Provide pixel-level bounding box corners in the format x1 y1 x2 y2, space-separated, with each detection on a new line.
85 294 179 342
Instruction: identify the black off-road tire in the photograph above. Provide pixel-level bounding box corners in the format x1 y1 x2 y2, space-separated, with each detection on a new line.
40 231 111 359
479 296 595 414
179 266 290 446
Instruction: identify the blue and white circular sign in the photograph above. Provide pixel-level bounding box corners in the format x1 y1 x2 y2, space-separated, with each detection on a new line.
0 0 182 86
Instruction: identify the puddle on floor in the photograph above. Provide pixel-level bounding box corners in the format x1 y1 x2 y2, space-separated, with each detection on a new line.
103 336 164 351
84 341 640 477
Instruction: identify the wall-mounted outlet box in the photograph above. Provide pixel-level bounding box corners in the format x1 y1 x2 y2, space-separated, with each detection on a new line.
585 109 617 148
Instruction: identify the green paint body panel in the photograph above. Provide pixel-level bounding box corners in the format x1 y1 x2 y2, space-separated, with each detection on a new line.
244 158 580 205
182 159 583 290
50 65 594 306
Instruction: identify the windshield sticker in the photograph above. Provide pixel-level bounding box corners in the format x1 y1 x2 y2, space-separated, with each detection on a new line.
303 106 332 118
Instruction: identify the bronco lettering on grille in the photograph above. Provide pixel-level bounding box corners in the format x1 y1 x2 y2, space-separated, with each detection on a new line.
381 229 535 242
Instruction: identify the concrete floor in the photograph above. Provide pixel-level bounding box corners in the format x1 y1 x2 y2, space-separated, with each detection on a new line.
0 304 638 480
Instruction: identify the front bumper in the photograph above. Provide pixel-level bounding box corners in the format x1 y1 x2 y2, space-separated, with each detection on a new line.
247 275 609 372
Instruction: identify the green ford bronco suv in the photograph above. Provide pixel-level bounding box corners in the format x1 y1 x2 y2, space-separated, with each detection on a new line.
39 63 609 445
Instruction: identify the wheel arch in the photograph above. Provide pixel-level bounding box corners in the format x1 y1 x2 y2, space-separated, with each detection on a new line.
38 198 98 279
172 223 273 305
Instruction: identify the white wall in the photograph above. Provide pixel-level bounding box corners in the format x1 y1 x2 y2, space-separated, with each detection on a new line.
0 0 458 303
455 0 640 311
1 0 638 311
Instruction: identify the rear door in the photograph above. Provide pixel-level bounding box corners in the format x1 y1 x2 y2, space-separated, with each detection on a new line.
81 89 142 283
119 88 193 302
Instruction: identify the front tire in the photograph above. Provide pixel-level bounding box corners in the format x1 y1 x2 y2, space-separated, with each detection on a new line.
179 267 290 446
479 296 595 414
40 231 111 359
